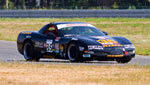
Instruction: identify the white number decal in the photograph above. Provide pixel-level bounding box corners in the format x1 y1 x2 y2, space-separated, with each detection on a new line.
46 40 53 52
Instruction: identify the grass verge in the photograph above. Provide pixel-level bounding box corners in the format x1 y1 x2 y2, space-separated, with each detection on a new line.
0 62 150 85
0 18 149 55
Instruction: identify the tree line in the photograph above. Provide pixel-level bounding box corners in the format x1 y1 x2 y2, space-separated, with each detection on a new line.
0 0 150 9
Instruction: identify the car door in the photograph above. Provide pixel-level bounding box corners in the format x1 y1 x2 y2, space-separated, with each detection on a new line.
34 24 56 56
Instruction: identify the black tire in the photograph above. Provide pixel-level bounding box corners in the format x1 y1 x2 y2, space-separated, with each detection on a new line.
116 56 132 63
23 41 40 61
67 42 82 62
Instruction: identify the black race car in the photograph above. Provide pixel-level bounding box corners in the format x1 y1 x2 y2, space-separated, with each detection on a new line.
17 22 135 63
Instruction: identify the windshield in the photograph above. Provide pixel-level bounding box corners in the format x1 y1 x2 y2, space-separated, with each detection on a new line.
58 26 105 37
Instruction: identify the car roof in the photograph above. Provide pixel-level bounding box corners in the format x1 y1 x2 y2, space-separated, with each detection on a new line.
51 22 88 25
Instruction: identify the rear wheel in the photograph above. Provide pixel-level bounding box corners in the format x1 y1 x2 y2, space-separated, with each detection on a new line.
67 42 82 62
116 56 132 63
23 41 40 61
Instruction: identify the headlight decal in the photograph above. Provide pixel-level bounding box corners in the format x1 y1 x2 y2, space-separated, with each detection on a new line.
79 47 84 51
124 44 135 48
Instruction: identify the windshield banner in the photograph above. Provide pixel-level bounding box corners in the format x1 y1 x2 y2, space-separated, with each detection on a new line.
57 24 95 29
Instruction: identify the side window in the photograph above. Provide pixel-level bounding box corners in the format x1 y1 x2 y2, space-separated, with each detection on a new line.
58 27 73 36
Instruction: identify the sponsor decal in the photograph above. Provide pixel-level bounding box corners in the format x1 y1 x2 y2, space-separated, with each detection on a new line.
55 37 61 41
79 46 84 51
83 54 91 58
97 39 122 47
88 45 103 50
55 43 59 49
92 36 106 39
107 55 123 57
55 43 59 53
46 40 53 52
26 35 31 38
59 44 64 52
35 42 44 48
59 53 66 58
52 44 55 52
44 43 46 48
71 38 78 41
43 55 55 58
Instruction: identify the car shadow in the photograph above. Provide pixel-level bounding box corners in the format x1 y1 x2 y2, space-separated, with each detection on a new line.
1 59 120 65
39 59 118 65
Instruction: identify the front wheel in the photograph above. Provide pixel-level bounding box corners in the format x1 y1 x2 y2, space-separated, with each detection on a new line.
67 42 82 62
116 56 132 63
23 41 40 61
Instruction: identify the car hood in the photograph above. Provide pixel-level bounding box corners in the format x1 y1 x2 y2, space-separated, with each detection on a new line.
75 36 123 47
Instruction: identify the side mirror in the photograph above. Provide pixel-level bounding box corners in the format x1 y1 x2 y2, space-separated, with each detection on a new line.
103 32 108 35
47 32 56 38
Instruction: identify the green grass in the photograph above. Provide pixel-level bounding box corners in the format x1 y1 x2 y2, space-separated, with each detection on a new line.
0 18 149 55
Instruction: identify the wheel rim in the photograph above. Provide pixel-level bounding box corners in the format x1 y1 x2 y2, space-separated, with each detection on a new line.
68 44 78 61
23 43 32 60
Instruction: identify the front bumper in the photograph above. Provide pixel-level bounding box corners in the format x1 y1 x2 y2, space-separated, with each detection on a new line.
82 47 135 59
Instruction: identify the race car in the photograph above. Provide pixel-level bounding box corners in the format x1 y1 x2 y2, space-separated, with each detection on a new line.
17 22 135 63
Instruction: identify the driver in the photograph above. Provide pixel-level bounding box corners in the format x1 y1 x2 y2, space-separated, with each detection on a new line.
44 26 58 36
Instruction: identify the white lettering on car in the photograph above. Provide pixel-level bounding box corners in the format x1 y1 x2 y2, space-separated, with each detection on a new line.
46 40 53 52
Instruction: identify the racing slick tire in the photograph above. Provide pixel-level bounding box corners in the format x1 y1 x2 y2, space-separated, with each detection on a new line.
116 56 132 63
23 41 40 61
67 42 82 62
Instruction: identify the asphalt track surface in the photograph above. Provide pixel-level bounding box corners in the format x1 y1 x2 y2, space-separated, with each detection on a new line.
0 40 150 66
